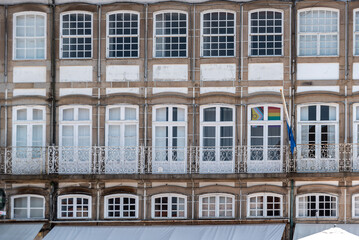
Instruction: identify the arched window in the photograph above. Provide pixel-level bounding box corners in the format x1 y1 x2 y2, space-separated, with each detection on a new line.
297 104 339 172
199 193 234 218
12 106 46 174
59 105 92 174
13 12 46 60
104 194 138 218
152 193 187 219
201 10 235 57
11 195 45 219
247 193 282 217
107 11 139 58
247 105 282 173
200 105 235 173
58 194 92 219
297 193 337 218
298 8 339 56
60 11 93 58
152 105 187 173
153 11 187 58
249 9 283 56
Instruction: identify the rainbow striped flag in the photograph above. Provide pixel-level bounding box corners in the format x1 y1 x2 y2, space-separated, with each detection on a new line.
251 107 264 121
268 107 280 121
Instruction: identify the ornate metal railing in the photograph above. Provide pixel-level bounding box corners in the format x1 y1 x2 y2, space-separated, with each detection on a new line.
0 147 47 175
2 144 359 175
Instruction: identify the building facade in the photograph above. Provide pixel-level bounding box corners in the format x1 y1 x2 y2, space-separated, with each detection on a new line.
0 0 359 239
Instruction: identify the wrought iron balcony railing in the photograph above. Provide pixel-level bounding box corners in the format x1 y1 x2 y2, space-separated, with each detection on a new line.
0 144 357 175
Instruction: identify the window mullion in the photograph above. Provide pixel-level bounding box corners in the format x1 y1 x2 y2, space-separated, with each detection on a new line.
27 196 31 218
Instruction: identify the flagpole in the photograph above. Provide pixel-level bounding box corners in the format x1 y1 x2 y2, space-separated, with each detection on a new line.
280 89 291 126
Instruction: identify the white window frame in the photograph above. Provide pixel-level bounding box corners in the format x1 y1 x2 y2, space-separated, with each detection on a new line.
153 10 188 58
247 193 283 218
104 194 138 219
247 104 283 162
12 106 46 148
105 105 139 147
152 105 188 161
59 105 92 147
296 193 338 218
297 8 339 57
199 193 235 218
60 11 93 59
200 105 235 161
352 194 359 218
11 194 45 219
200 9 236 58
58 194 92 219
354 9 359 56
151 193 187 219
353 104 359 145
297 103 339 159
106 10 140 59
248 9 283 57
13 11 47 60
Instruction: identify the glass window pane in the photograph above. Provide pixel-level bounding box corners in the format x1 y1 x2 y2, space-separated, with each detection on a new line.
17 109 27 120
204 107 216 122
33 109 43 120
156 108 168 121
220 107 233 121
14 197 27 208
125 107 136 120
30 197 43 208
78 108 90 121
63 109 74 121
109 108 121 120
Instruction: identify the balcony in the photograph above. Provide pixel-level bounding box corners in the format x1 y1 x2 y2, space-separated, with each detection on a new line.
0 144 357 175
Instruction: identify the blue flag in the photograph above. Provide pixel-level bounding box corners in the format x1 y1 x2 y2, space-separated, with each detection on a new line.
286 122 296 154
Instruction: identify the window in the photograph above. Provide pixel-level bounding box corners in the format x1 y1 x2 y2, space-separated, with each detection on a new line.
105 105 138 172
249 10 283 56
11 195 45 219
353 105 359 161
12 106 46 158
106 105 138 149
248 105 282 161
247 193 282 217
352 194 359 218
59 106 92 173
152 194 186 219
60 12 92 59
200 106 234 162
105 194 138 219
60 106 92 148
154 11 187 58
201 10 235 57
355 10 359 55
199 193 234 218
58 195 91 219
153 106 187 163
107 11 139 58
297 194 337 218
13 12 46 60
298 8 339 56
297 104 338 159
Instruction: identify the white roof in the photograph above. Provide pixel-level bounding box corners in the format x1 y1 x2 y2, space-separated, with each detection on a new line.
294 224 359 240
0 223 44 240
44 224 286 240
300 227 359 240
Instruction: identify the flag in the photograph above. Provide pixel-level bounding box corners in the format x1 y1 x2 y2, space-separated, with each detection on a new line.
280 89 296 154
286 122 296 154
